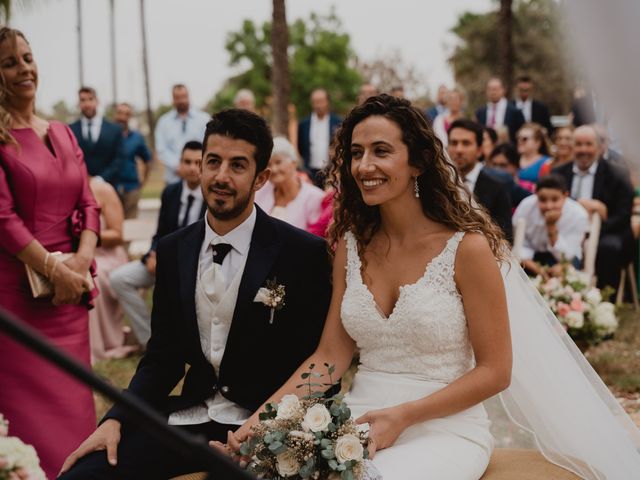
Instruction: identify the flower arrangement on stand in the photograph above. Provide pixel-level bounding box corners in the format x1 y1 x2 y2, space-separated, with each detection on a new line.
531 263 618 346
239 364 377 480
0 413 46 480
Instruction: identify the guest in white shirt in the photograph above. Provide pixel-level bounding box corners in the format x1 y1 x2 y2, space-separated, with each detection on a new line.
298 88 342 187
155 84 210 184
513 174 589 276
255 137 324 231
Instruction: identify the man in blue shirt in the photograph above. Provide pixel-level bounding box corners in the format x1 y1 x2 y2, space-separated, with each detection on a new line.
113 103 153 218
154 84 210 184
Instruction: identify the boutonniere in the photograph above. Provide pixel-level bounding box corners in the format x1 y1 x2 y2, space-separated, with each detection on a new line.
253 278 286 324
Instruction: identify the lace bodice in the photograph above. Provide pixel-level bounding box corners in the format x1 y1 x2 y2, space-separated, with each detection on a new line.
341 231 475 383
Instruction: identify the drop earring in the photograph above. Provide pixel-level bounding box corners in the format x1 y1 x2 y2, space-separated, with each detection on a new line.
414 177 420 198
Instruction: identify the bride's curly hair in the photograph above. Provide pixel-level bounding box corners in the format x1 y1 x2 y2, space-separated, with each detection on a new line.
326 94 508 261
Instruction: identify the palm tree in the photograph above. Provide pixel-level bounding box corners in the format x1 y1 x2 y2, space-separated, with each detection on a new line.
497 0 513 93
139 0 154 147
271 0 290 136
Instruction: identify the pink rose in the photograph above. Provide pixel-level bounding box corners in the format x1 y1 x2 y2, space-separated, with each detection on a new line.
570 297 584 313
557 302 570 317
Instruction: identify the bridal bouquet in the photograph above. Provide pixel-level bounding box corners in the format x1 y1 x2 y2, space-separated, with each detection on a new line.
239 364 371 480
0 414 46 480
532 264 618 345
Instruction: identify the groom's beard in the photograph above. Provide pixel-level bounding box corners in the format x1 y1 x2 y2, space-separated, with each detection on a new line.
207 181 253 221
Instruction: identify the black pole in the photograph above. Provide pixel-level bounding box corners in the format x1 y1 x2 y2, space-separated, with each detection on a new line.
0 307 254 480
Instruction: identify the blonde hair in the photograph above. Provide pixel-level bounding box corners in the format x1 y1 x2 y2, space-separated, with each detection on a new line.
0 27 28 146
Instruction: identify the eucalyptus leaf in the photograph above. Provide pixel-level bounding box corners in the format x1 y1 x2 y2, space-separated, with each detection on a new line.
341 469 355 480
328 459 338 470
321 448 336 460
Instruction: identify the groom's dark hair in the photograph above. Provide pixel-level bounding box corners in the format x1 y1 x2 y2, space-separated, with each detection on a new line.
202 108 274 173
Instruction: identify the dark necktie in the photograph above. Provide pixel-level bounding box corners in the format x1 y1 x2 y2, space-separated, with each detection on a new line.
212 243 232 265
180 194 195 228
86 120 93 143
181 119 187 133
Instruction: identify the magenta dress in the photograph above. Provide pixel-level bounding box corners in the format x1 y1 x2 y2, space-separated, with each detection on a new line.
0 122 100 479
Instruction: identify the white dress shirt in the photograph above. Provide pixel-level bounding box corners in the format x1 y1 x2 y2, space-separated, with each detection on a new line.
571 161 599 200
168 207 257 426
80 115 102 143
513 194 589 261
154 108 210 183
516 98 532 123
486 97 508 128
178 181 204 227
463 162 483 193
309 113 330 170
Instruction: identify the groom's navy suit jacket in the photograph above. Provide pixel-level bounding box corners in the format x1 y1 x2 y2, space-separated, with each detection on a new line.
106 206 332 422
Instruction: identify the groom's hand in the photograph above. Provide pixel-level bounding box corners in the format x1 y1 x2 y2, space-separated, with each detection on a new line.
58 419 122 475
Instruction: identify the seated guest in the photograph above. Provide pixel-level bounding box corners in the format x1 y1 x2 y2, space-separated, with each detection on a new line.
255 136 325 231
513 174 589 277
486 142 533 207
110 141 205 346
307 189 335 238
448 119 513 241
88 178 135 362
554 125 634 290
481 126 498 162
540 125 574 177
432 88 464 147
516 122 551 187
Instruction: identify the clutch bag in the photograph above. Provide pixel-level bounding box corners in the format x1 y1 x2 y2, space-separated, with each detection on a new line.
25 252 94 298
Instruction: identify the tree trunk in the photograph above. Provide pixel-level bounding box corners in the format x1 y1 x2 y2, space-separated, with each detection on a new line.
139 0 154 148
109 0 118 106
497 0 513 94
77 0 84 87
271 0 290 136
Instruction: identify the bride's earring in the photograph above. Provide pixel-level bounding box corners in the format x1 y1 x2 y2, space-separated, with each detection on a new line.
414 177 420 198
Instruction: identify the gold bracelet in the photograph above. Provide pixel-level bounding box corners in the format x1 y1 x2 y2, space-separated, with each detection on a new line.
44 252 51 278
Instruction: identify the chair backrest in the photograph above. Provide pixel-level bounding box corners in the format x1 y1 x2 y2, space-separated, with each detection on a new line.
512 217 526 261
583 213 601 283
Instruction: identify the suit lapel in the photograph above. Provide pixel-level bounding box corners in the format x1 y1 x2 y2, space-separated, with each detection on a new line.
224 208 282 349
177 220 206 353
473 170 489 204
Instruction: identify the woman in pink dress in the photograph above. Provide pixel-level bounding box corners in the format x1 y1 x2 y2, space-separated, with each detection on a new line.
0 28 100 479
254 136 325 231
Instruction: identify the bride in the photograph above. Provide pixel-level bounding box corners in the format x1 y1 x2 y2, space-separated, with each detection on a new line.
227 95 640 479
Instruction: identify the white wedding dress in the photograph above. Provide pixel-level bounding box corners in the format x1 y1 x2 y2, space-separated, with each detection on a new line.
340 228 640 480
342 231 494 479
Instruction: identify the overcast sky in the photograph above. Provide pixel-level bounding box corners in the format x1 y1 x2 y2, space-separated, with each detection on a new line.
11 0 492 113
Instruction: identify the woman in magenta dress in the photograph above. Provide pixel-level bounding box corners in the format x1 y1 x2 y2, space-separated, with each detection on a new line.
0 28 100 479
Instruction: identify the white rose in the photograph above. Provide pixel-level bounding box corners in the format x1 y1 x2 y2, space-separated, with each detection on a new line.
565 310 584 329
585 288 602 306
0 437 46 479
593 302 617 333
276 450 300 477
302 404 332 432
276 394 302 420
335 434 364 464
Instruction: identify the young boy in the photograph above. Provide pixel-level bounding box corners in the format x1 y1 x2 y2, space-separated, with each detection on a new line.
513 174 589 275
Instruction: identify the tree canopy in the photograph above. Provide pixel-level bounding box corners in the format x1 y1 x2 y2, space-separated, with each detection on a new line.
449 0 574 115
208 11 362 118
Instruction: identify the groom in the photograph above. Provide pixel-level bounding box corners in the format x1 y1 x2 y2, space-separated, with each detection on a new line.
60 109 332 478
